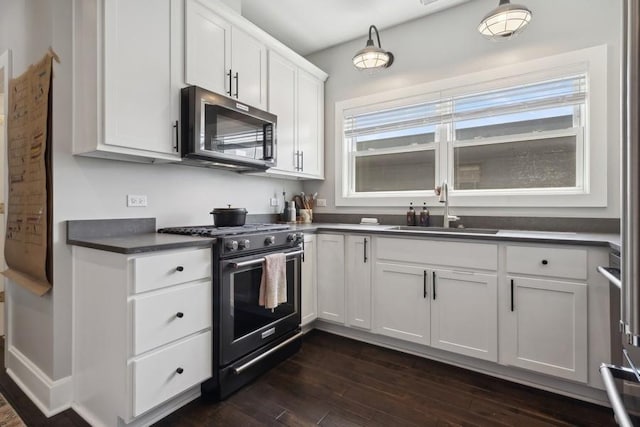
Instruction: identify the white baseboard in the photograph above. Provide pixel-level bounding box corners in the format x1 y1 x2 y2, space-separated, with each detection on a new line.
6 345 72 417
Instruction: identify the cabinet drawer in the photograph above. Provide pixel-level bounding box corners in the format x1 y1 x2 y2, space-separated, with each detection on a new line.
131 331 212 417
506 246 587 280
376 237 497 271
133 248 212 293
131 280 212 355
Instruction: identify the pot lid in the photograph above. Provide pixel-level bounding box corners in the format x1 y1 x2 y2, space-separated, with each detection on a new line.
210 205 248 214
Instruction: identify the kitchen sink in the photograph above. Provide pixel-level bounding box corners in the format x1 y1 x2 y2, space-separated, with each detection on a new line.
389 226 500 234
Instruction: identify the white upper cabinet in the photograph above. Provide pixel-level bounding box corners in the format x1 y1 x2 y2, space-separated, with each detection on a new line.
231 27 267 109
74 0 326 167
73 0 183 161
296 69 324 178
185 0 231 95
185 0 266 109
267 51 297 172
267 51 326 179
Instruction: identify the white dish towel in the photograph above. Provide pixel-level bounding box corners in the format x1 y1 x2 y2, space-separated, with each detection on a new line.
259 253 287 310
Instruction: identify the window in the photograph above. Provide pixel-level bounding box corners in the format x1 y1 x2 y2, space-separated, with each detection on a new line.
450 76 586 192
344 101 439 193
335 45 607 208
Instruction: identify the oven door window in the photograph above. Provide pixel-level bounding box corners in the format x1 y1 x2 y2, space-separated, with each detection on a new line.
202 103 271 161
230 258 296 341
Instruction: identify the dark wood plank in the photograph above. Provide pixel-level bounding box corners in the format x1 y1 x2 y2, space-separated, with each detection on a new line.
155 330 619 426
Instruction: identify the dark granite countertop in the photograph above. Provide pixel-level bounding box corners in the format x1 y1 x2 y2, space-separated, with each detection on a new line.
67 233 215 254
65 218 620 254
289 223 621 250
66 218 215 254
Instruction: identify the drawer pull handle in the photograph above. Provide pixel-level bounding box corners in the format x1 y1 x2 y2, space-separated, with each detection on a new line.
541 260 549 265
176 266 184 272
176 312 184 318
176 367 184 374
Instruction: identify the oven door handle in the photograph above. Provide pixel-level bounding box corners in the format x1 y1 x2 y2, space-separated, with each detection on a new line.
233 332 304 375
229 249 304 269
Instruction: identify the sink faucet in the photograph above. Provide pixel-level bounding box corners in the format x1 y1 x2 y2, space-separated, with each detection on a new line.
436 181 460 228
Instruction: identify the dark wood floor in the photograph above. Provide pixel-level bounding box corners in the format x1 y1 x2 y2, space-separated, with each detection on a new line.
0 332 621 426
155 330 617 427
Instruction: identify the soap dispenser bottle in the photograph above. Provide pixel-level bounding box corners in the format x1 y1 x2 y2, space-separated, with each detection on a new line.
419 202 430 227
406 202 416 226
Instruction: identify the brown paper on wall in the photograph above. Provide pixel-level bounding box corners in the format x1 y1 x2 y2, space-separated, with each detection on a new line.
1 52 54 296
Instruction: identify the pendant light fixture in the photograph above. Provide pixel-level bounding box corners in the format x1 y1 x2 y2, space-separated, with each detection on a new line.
352 25 394 70
478 0 532 40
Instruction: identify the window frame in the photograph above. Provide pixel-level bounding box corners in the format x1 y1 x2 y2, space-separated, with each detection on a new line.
334 45 608 208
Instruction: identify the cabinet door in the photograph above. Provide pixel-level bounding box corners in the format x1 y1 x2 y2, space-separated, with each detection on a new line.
103 0 181 155
373 262 429 345
317 234 345 323
267 51 297 173
430 270 498 362
346 235 372 330
301 234 317 326
231 27 267 110
296 69 323 178
503 276 587 382
185 0 232 96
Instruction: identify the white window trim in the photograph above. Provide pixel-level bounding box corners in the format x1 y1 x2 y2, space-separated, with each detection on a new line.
334 45 608 208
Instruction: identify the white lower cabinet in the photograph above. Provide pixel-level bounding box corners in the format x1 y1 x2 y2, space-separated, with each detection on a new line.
301 234 317 326
346 235 372 329
503 276 588 382
73 246 213 426
373 262 430 345
131 332 212 417
317 234 345 323
315 234 606 392
430 269 498 362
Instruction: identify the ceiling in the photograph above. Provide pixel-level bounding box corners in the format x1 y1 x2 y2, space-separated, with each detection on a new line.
240 0 471 56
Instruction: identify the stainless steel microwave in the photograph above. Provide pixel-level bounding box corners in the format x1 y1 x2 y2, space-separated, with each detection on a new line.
180 86 276 171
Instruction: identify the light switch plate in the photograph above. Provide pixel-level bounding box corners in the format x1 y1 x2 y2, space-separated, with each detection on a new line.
316 198 327 207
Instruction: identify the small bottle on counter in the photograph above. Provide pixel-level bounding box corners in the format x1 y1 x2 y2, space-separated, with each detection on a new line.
419 202 430 227
287 201 297 223
406 202 416 226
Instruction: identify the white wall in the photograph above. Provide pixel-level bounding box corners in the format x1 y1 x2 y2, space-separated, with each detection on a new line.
0 0 302 388
304 0 622 219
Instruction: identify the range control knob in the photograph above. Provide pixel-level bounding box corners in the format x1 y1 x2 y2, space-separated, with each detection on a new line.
265 236 276 245
296 232 304 241
238 239 251 249
287 233 296 242
225 240 238 251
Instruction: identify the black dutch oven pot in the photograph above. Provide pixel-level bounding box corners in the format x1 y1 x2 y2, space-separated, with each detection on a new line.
210 205 247 226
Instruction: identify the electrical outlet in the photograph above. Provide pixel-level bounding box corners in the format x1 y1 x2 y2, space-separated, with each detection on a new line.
127 194 148 207
270 198 279 207
316 198 327 207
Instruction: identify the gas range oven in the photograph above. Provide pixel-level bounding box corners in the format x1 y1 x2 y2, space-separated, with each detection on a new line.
158 224 304 399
